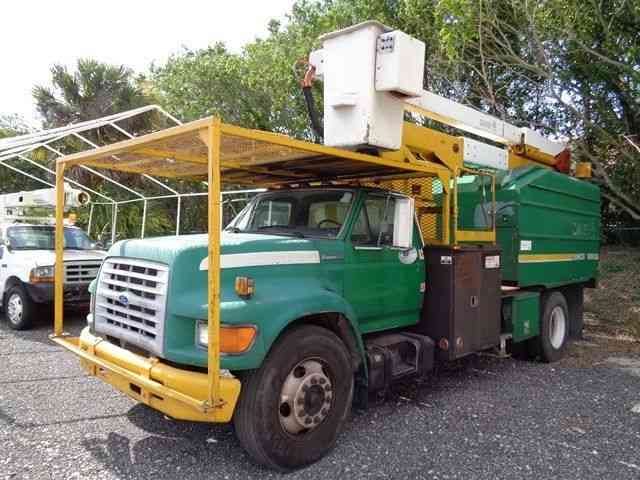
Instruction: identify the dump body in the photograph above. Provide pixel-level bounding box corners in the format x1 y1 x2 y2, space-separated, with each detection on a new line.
492 166 600 288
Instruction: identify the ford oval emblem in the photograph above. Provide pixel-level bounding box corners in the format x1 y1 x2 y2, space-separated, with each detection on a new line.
118 294 129 306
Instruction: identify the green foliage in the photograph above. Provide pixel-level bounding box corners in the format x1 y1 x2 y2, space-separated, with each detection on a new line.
33 59 150 130
3 0 639 240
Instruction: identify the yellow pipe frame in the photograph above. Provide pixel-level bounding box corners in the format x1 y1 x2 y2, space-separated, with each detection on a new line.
207 119 223 409
54 161 65 337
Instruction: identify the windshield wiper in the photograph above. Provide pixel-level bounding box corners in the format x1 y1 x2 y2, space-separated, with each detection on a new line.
257 225 290 230
225 226 241 233
253 226 306 238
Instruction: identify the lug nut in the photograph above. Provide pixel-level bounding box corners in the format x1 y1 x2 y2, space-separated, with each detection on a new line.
305 417 312 425
319 377 326 385
311 377 318 385
324 384 331 391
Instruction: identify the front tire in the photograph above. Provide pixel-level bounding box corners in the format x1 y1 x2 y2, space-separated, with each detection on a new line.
530 291 569 362
234 325 354 471
5 285 35 330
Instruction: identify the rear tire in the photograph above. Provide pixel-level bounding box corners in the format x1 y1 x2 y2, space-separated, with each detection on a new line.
233 325 354 471
529 291 569 363
5 285 35 330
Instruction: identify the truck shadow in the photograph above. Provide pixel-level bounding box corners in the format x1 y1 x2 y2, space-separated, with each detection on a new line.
79 354 517 479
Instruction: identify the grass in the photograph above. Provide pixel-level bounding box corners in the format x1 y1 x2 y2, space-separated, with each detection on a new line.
584 246 640 340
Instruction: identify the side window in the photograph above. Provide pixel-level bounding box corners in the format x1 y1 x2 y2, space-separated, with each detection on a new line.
252 200 293 227
351 206 372 244
351 195 397 246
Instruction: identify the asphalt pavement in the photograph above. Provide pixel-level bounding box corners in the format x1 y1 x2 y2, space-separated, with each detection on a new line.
1 311 640 480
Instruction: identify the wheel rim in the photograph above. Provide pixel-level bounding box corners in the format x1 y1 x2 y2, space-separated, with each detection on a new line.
549 305 567 349
279 359 334 435
7 293 23 325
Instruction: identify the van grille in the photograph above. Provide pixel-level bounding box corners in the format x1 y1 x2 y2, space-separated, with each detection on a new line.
64 261 102 284
93 257 169 356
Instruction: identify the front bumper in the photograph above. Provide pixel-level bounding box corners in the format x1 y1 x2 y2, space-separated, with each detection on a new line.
25 282 91 305
51 327 241 423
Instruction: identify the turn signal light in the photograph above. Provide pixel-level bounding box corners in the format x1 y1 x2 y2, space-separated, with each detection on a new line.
220 326 257 354
235 276 255 298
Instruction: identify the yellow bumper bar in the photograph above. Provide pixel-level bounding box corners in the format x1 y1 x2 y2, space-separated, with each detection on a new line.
52 327 241 423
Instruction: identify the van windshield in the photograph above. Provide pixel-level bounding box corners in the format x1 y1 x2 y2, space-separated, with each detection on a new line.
6 226 94 251
227 190 355 239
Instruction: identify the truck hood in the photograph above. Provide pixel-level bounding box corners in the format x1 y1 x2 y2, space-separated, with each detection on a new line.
107 232 318 267
10 249 107 268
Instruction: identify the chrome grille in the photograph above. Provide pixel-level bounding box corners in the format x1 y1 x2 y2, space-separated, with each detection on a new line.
64 261 102 284
94 257 169 355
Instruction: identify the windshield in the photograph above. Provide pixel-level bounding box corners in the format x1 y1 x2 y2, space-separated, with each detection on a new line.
228 189 355 239
6 226 94 250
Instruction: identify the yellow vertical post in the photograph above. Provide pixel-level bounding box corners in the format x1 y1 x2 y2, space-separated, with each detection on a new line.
54 161 65 336
442 173 451 245
206 119 222 407
452 169 459 245
491 174 497 234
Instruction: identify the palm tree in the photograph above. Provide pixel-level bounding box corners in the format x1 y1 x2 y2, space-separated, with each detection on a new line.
32 59 156 187
33 59 150 131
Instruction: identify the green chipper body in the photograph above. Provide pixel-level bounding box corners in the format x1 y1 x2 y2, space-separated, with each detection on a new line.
493 166 601 288
460 167 600 288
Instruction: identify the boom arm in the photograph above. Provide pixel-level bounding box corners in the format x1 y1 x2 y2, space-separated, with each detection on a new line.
309 21 569 172
406 91 566 159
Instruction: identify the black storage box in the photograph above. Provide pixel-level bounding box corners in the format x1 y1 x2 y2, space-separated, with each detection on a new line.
415 245 502 361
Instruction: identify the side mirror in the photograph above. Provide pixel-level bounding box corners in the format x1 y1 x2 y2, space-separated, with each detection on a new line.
393 197 414 249
3 238 11 253
0 245 3 259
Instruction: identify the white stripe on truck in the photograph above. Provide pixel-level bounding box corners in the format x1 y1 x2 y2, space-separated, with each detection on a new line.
199 251 321 270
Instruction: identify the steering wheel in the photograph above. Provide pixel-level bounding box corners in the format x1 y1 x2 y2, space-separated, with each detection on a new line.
317 218 342 229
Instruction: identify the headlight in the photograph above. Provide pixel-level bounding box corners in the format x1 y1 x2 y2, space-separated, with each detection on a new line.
87 292 96 326
29 265 55 283
197 321 257 354
197 321 209 347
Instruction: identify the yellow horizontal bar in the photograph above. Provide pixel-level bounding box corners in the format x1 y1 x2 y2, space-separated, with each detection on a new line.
51 331 241 422
57 117 213 167
52 334 208 410
456 230 496 243
219 123 445 176
518 253 597 263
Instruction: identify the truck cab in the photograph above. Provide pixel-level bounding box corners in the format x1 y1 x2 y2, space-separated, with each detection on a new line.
88 187 423 371
0 222 106 330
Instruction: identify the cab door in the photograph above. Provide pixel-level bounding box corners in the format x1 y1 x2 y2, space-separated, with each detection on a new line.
344 193 424 333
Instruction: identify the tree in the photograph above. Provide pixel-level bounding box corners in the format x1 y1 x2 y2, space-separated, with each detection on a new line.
433 0 640 221
0 114 30 140
33 59 151 131
150 0 638 224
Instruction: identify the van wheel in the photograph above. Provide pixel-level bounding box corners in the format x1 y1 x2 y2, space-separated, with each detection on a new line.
234 325 354 471
5 285 35 330
530 291 569 363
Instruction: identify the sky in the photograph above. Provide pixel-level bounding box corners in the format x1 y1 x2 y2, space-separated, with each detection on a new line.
0 0 296 126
